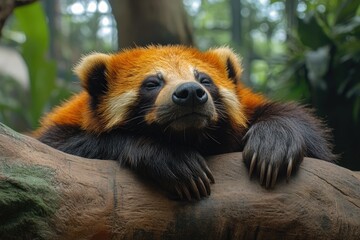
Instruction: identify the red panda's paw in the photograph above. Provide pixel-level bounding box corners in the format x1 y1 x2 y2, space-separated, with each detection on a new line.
157 152 215 201
242 121 305 188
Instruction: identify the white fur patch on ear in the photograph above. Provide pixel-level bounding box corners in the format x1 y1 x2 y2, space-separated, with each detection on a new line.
208 46 243 82
219 87 247 128
73 53 111 84
210 46 240 62
103 90 138 129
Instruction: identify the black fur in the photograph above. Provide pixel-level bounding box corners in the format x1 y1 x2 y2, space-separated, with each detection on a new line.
84 62 108 110
226 58 237 82
39 100 335 199
243 102 336 182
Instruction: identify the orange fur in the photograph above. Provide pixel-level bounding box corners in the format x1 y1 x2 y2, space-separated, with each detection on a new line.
36 46 267 134
34 92 94 136
237 84 268 117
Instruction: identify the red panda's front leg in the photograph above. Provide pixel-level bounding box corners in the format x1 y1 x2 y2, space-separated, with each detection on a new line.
118 135 215 201
242 102 336 188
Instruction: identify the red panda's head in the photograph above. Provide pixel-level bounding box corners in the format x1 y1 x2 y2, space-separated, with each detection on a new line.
74 46 247 134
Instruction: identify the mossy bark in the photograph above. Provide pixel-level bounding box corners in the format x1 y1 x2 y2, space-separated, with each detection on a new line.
0 163 58 240
0 122 359 240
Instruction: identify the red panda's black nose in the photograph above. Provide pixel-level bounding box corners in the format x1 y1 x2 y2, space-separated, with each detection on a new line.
172 82 208 107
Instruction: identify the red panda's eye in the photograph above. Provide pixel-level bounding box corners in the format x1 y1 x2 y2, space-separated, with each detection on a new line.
143 77 162 90
145 81 160 89
200 77 212 85
197 73 213 86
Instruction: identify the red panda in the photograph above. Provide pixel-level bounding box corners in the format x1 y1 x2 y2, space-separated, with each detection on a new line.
35 45 335 201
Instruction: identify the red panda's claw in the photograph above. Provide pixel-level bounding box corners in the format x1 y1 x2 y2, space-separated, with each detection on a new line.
190 178 201 200
204 166 215 184
259 161 266 185
265 164 272 188
287 157 293 182
249 153 257 178
197 176 209 197
200 172 211 195
271 167 279 188
181 185 192 201
263 163 279 189
175 186 184 200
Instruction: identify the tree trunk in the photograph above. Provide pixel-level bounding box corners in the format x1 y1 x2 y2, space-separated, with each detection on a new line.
0 122 359 239
109 0 193 49
230 0 242 44
285 0 298 37
0 0 37 36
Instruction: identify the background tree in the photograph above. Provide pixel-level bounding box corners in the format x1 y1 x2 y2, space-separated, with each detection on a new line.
109 0 193 49
0 0 37 37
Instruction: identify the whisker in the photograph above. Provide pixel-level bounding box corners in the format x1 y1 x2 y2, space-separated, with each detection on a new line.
226 130 242 145
203 132 221 145
163 123 172 133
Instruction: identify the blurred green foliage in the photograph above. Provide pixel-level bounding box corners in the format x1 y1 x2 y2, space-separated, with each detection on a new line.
14 2 57 128
0 1 115 131
0 74 30 130
0 2 58 130
276 0 360 169
279 0 359 113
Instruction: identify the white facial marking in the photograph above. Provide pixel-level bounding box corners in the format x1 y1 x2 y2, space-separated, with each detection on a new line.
105 90 138 129
219 87 247 127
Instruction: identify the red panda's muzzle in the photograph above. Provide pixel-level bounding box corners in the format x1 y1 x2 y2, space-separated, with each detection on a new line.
172 82 208 107
149 82 218 132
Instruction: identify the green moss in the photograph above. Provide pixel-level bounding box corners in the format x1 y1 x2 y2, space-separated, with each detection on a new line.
0 122 24 141
0 161 59 240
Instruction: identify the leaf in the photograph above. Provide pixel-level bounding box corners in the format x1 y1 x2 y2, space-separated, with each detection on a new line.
335 0 360 24
339 45 360 59
305 46 331 90
333 16 360 47
346 83 360 98
297 13 332 50
14 2 56 128
353 97 360 123
14 3 49 57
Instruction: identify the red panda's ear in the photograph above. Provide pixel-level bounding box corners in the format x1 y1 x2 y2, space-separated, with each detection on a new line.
207 47 242 83
74 53 111 108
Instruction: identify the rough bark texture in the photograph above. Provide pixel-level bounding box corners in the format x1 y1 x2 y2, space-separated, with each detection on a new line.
109 0 193 49
0 122 359 240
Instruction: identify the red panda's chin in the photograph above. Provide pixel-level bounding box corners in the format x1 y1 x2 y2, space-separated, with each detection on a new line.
168 112 211 131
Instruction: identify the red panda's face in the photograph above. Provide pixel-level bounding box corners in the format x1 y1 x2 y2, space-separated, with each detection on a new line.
74 46 247 133
141 69 218 131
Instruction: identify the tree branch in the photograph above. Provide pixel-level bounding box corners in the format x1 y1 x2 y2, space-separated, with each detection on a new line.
0 122 359 240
